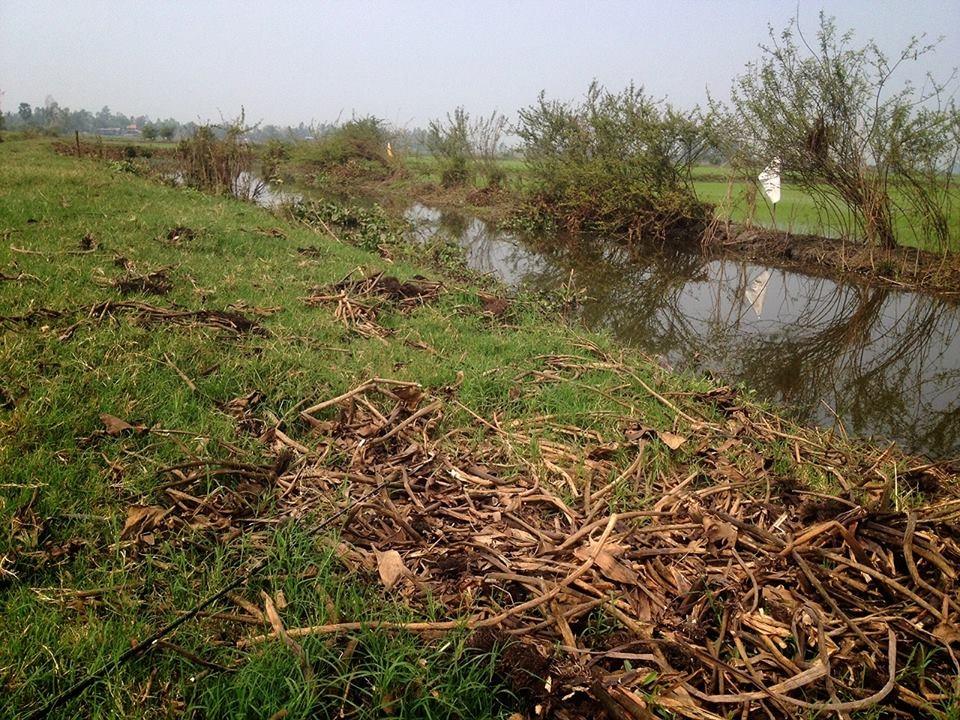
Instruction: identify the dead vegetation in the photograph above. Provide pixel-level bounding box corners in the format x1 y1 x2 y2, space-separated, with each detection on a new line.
165 226 196 244
303 270 442 339
1 300 266 338
110 267 174 296
70 343 960 719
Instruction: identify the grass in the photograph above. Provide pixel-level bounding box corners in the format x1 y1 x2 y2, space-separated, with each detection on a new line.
1 138 953 718
0 138 703 717
692 172 960 252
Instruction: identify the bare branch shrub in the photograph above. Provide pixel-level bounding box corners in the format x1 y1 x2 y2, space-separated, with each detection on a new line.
176 110 266 201
715 13 958 250
426 107 472 187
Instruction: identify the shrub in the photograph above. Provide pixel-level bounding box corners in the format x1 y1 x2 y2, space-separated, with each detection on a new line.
425 108 508 188
176 112 265 200
290 199 402 252
516 82 713 241
426 107 473 187
716 13 959 250
302 117 394 181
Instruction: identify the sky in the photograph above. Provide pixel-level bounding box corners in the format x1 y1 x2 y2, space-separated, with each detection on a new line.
1 0 958 128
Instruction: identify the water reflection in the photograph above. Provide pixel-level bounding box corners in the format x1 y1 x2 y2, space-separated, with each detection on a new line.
406 203 960 458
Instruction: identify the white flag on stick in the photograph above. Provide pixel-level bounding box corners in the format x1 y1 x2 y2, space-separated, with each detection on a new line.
758 158 781 205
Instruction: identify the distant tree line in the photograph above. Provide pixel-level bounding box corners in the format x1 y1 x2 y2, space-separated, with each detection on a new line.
0 97 320 142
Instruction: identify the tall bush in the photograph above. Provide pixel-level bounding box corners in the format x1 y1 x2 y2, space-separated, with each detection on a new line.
304 116 394 180
425 107 473 187
717 13 958 250
425 108 508 188
176 112 265 200
516 82 712 240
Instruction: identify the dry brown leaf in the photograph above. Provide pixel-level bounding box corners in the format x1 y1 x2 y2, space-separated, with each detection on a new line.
587 442 621 460
575 541 639 584
933 620 960 645
120 505 167 540
392 384 424 407
376 549 409 590
100 413 147 436
703 517 738 547
657 431 687 450
262 592 286 637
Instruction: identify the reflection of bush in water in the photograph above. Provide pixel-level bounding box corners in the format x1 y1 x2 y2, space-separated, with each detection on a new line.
517 238 960 456
438 210 470 238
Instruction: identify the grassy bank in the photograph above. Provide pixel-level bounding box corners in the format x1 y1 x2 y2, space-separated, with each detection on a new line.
2 139 959 719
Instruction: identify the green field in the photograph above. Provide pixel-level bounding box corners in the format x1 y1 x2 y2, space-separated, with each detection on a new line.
2 139 957 718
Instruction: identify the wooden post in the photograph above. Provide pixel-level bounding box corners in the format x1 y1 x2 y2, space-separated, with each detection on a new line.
75 130 81 157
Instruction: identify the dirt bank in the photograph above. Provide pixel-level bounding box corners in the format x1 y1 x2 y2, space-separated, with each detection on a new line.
709 224 960 299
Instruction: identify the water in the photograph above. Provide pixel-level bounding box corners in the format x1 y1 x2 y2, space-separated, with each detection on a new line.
406 203 960 459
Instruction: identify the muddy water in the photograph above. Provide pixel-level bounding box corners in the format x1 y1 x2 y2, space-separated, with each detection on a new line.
406 203 960 459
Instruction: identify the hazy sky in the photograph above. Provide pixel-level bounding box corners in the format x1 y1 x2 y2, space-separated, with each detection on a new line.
2 1 958 127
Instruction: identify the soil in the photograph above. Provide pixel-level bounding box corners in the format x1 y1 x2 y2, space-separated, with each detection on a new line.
114 269 173 296
707 223 960 298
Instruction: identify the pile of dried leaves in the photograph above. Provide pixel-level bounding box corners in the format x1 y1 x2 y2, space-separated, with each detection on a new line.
303 270 442 339
111 348 959 719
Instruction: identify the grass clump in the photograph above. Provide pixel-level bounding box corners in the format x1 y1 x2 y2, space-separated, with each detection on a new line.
515 81 714 241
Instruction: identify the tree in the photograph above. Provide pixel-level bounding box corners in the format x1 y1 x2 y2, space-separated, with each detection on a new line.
141 122 158 141
159 122 176 141
18 103 32 124
717 13 958 250
96 105 112 127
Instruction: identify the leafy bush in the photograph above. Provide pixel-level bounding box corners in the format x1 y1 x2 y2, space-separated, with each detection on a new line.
301 117 394 181
516 82 713 241
260 139 288 183
290 199 403 252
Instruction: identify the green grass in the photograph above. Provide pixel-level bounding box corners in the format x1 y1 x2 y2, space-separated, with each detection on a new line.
0 139 710 718
1 139 949 718
692 172 960 251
